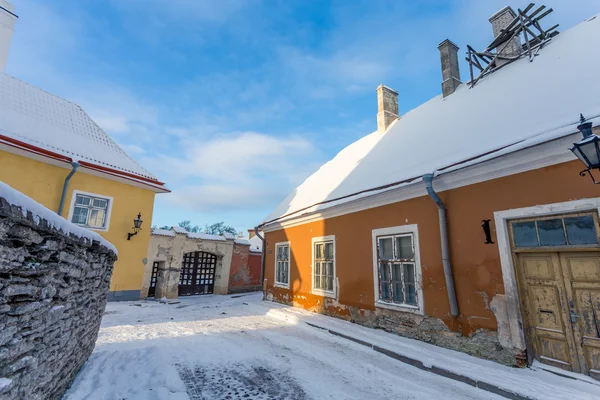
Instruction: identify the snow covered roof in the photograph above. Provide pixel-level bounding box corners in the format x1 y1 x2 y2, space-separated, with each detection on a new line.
0 73 167 191
171 226 188 234
151 228 175 237
248 234 263 253
0 181 117 254
234 238 250 246
263 14 600 226
186 232 226 241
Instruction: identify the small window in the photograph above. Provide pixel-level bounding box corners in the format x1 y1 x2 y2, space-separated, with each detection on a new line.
312 236 335 295
274 242 290 288
70 192 111 230
510 213 599 248
377 233 418 306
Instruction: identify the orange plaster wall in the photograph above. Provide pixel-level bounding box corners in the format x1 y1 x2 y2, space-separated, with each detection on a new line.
264 159 600 335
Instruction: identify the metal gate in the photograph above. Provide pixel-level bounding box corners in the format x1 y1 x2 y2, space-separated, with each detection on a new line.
178 251 217 296
148 261 159 298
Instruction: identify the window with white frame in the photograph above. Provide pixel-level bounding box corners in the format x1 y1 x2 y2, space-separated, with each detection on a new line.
274 243 290 287
375 229 419 308
70 193 111 229
313 237 335 293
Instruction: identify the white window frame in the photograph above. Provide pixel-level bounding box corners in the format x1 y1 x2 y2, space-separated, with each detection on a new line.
67 190 113 232
372 225 424 314
311 235 336 298
273 241 291 289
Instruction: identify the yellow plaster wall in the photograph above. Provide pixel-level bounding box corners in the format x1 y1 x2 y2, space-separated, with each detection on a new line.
0 150 156 293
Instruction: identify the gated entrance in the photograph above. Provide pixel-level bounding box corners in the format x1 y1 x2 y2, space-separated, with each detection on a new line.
148 261 159 298
178 251 217 296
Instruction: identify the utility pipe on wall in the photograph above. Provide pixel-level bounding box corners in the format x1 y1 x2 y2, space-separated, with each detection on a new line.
254 226 267 297
422 173 459 317
57 161 79 216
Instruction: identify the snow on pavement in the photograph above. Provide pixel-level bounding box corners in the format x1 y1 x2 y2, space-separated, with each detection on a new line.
64 293 503 400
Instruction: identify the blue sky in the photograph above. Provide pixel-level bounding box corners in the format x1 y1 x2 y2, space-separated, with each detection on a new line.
5 0 599 235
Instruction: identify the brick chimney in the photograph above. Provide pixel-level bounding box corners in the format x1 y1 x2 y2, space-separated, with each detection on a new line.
376 84 399 133
489 6 522 66
438 39 461 97
0 0 17 71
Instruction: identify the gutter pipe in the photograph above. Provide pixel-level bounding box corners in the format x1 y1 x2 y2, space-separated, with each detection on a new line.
58 161 79 216
254 226 267 298
422 173 459 317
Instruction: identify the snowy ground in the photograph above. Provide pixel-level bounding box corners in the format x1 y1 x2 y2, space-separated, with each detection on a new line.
63 293 505 400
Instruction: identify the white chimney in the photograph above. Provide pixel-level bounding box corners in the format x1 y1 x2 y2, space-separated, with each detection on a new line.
0 0 17 71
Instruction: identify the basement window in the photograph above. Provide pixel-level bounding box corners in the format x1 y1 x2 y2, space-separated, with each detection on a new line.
274 242 290 288
68 191 113 231
312 236 336 298
372 225 423 314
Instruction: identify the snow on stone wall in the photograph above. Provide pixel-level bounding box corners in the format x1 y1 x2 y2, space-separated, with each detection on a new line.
0 194 117 399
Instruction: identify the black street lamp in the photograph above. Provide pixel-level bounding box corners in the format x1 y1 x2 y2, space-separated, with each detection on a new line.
127 212 143 240
570 114 600 184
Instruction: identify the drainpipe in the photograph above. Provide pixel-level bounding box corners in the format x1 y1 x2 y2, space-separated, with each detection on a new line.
57 161 79 216
422 173 459 317
254 226 266 297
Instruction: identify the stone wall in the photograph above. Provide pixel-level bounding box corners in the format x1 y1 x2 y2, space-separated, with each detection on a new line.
228 243 261 293
0 197 117 399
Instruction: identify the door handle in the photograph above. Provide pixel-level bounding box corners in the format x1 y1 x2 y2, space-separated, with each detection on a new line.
570 309 580 323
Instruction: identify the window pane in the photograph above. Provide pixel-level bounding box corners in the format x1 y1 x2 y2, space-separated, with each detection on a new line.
315 262 321 275
565 216 598 245
537 219 566 246
404 264 417 305
88 209 105 228
71 207 81 223
396 235 413 260
512 221 538 248
283 262 288 283
283 245 289 259
379 262 389 282
315 243 323 259
324 242 333 259
315 275 321 289
92 198 106 208
393 282 404 303
327 276 333 291
326 262 333 278
75 195 89 205
378 237 393 260
277 246 283 258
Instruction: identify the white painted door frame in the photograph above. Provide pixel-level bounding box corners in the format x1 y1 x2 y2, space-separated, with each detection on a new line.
494 197 600 351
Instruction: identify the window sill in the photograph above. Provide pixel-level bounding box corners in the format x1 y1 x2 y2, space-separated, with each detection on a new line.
273 282 290 290
375 300 422 314
312 289 336 299
75 224 109 232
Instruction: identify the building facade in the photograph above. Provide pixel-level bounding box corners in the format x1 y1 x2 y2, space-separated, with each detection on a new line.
0 1 168 301
259 8 600 379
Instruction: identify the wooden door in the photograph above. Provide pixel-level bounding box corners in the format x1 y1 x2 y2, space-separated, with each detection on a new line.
515 253 580 371
559 252 600 379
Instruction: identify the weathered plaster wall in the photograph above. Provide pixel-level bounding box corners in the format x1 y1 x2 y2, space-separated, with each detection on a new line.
263 159 598 365
0 196 117 399
228 244 261 293
141 232 235 299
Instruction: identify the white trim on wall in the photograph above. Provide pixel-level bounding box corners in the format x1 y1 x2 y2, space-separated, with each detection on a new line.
67 190 114 232
262 134 578 233
311 235 336 299
371 224 424 315
273 241 291 289
494 197 600 351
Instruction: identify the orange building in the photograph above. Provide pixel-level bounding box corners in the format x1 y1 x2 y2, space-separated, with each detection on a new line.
258 8 600 379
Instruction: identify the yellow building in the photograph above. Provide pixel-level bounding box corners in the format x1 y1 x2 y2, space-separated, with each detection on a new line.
0 73 169 301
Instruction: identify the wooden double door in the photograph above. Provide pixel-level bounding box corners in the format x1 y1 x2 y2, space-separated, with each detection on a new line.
515 251 600 378
178 251 217 296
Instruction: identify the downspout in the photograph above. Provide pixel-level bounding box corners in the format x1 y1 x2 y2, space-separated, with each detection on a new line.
254 226 267 298
57 161 79 216
422 173 459 317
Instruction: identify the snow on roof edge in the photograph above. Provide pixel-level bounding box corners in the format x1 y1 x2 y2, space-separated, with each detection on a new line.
0 182 117 254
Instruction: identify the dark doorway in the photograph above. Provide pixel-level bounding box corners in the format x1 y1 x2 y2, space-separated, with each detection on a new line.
148 261 159 298
178 251 217 296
